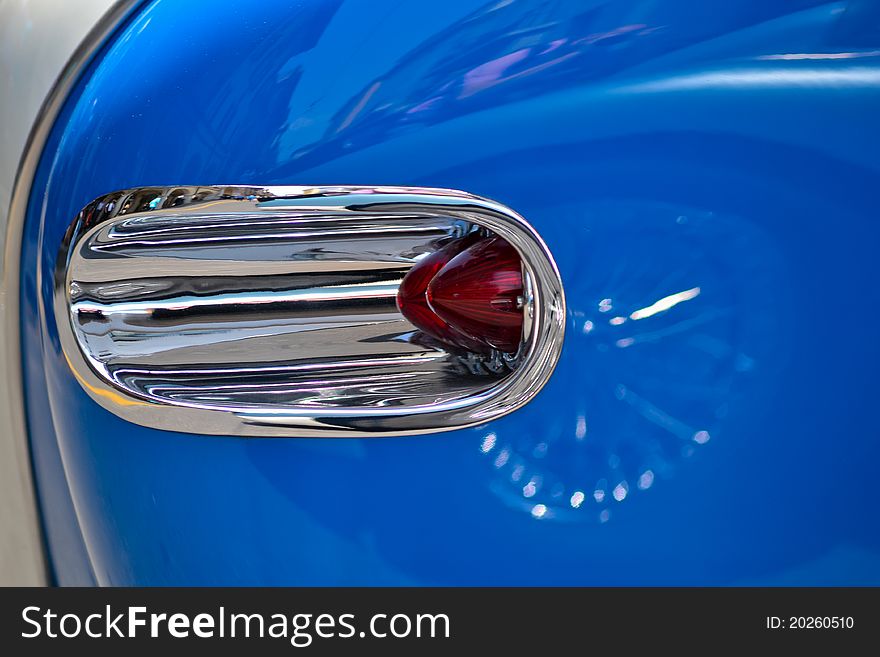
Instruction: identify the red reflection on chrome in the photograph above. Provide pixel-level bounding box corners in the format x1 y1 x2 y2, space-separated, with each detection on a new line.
427 236 524 353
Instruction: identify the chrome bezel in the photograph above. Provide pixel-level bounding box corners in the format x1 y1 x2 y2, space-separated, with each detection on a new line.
55 185 565 437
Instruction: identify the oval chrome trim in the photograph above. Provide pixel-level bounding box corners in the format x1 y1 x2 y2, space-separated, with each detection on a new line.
55 186 565 437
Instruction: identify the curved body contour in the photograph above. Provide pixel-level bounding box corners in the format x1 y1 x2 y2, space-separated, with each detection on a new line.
9 0 880 584
0 0 118 586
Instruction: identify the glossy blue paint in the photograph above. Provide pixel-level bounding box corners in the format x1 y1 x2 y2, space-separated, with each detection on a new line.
21 0 880 584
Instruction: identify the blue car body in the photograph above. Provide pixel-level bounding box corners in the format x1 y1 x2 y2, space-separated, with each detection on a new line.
21 0 880 584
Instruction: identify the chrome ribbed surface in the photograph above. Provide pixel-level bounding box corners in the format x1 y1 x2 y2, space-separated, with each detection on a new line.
56 186 565 437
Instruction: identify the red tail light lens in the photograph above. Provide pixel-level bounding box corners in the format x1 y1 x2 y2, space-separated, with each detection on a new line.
428 236 524 353
397 234 524 353
396 234 486 352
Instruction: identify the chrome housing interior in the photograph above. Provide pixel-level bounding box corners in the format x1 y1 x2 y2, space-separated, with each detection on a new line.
55 186 565 437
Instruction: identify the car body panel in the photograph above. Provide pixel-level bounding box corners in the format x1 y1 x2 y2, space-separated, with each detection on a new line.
0 0 118 586
20 0 880 584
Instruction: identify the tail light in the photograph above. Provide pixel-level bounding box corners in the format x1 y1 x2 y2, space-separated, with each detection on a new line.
398 235 524 354
55 186 565 437
395 232 486 353
427 236 524 354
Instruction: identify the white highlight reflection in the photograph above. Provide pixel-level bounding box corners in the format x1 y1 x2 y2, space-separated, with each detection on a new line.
627 67 880 92
693 430 711 444
630 287 701 320
758 51 880 61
